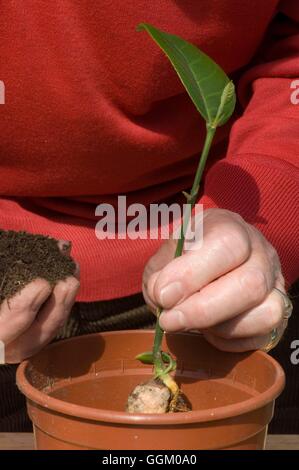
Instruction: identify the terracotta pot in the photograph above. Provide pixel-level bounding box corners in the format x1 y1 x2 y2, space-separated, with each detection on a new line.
17 330 284 450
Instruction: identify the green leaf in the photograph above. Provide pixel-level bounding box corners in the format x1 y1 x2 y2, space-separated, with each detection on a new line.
137 23 236 127
212 80 236 128
135 351 154 364
136 351 176 370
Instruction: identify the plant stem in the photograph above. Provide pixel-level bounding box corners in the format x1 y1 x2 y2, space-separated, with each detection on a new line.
175 125 216 258
153 125 217 378
153 309 165 377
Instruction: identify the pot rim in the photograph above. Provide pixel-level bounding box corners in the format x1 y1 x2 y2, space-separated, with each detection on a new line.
16 330 285 425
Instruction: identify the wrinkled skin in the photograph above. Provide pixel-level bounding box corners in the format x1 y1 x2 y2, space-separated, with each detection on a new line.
143 209 287 353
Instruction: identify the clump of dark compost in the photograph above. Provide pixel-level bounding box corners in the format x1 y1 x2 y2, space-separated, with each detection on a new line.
0 230 76 303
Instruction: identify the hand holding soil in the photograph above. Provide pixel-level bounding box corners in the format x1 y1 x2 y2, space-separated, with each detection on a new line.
143 208 286 353
0 231 80 363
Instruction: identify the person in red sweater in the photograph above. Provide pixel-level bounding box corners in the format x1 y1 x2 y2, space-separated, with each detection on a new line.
0 1 298 431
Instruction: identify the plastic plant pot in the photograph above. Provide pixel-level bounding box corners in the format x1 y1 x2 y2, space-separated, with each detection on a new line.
16 330 285 450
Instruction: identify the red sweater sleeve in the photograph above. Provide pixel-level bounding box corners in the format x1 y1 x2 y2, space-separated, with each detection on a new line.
200 0 299 286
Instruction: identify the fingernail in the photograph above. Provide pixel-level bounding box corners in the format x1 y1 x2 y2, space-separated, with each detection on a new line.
159 309 185 331
160 282 184 308
58 240 71 253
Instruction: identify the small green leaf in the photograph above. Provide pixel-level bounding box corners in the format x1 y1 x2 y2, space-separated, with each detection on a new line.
137 23 236 127
136 351 177 370
212 80 236 128
135 351 154 364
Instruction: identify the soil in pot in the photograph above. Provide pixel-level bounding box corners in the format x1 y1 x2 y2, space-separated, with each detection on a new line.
0 230 76 302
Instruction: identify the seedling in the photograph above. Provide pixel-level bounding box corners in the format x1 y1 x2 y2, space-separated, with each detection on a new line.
126 23 236 413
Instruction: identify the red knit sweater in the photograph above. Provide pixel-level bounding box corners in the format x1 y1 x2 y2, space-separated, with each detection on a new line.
0 1 298 301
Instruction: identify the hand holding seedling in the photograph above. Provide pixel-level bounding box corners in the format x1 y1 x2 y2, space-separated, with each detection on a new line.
143 208 286 352
127 24 286 413
0 239 80 363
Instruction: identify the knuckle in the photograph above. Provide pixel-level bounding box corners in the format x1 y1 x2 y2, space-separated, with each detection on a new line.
228 229 250 261
268 243 279 262
57 278 80 306
266 243 281 271
69 277 80 292
232 221 249 245
230 211 246 224
56 280 70 296
240 268 269 304
225 210 247 227
211 225 250 264
267 298 283 329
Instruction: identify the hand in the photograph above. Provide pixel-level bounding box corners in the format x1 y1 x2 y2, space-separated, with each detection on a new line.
0 240 80 363
143 208 287 352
